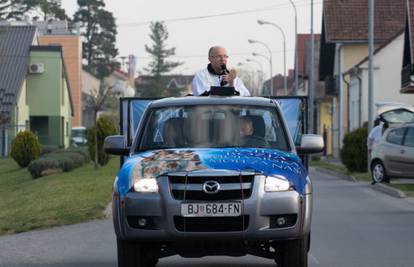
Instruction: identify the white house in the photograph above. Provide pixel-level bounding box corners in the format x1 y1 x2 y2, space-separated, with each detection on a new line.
345 32 414 131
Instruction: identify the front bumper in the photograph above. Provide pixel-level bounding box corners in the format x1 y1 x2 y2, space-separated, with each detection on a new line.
113 175 312 241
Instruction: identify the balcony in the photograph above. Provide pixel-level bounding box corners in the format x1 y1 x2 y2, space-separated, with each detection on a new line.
324 76 339 96
401 64 414 93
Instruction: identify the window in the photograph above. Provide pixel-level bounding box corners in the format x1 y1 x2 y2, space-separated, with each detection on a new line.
404 127 414 147
381 109 414 123
386 127 406 145
138 105 289 152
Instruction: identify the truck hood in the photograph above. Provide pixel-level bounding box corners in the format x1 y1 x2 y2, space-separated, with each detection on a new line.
117 148 307 197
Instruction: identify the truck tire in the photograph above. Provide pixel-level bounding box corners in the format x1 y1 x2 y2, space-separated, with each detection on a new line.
117 239 158 267
275 235 308 267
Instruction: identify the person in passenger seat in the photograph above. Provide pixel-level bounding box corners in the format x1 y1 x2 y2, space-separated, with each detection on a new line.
240 116 268 148
163 118 186 147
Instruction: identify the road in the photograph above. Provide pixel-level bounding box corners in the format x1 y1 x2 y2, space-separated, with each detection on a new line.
1 169 414 267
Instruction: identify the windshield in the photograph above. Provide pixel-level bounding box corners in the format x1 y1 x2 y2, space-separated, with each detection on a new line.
72 129 86 138
381 108 414 123
137 105 290 151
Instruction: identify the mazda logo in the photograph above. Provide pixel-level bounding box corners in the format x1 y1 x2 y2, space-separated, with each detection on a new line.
203 180 220 194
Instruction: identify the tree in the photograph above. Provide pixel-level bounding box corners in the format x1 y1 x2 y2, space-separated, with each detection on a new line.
142 21 183 97
83 83 117 168
73 0 118 79
0 0 67 21
34 0 68 21
0 0 36 20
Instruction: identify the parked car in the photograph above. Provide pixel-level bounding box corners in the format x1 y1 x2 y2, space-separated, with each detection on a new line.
370 123 414 183
71 126 87 147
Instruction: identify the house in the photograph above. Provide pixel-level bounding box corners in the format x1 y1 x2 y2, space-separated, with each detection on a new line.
318 0 406 157
28 45 74 147
261 71 294 97
35 20 83 127
135 75 194 96
401 0 414 93
0 25 73 154
345 31 414 132
81 70 100 128
105 70 135 98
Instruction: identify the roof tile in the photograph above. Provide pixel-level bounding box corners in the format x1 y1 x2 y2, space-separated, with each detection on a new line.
324 0 405 42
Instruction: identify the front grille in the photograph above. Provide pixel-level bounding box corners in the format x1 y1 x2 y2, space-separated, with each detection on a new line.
169 175 254 201
174 215 249 232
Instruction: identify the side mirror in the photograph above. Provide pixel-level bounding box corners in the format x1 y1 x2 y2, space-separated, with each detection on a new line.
296 134 324 154
104 135 129 156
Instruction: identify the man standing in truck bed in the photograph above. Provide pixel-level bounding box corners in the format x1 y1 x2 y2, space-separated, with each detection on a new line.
192 46 251 96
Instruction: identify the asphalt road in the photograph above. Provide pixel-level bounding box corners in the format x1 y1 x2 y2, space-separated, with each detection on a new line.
1 169 414 267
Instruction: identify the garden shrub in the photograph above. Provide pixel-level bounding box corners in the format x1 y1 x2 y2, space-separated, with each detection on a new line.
340 127 368 172
40 145 59 156
47 151 85 167
28 158 60 178
10 131 41 168
88 115 117 166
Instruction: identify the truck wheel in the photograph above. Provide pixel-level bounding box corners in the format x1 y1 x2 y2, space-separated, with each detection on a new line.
275 235 308 267
117 239 158 267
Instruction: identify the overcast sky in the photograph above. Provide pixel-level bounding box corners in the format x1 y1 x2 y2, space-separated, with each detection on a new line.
61 0 323 77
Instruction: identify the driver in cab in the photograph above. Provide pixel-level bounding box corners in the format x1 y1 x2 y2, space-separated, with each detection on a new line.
240 116 268 148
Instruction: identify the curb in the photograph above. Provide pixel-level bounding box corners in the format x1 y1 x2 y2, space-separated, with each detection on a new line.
312 167 406 199
371 183 406 198
313 167 357 182
104 202 112 218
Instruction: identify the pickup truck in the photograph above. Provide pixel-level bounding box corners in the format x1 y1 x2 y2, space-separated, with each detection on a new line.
104 95 324 267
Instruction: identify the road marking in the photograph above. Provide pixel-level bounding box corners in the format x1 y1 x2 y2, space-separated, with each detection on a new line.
309 253 320 264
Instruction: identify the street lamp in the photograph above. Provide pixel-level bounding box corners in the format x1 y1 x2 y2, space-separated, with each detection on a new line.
248 39 273 95
288 0 298 95
257 19 287 95
252 52 272 96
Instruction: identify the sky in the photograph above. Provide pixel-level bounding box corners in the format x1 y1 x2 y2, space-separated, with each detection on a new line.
61 0 323 77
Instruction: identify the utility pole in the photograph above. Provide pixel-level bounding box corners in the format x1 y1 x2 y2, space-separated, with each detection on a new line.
309 0 315 134
368 0 374 169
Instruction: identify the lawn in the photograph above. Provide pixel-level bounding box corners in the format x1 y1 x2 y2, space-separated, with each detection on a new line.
0 157 119 236
310 160 414 196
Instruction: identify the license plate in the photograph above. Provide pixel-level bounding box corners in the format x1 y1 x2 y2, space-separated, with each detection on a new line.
181 202 241 217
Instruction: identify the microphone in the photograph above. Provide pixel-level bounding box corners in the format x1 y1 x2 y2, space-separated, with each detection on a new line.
220 64 229 86
221 64 229 74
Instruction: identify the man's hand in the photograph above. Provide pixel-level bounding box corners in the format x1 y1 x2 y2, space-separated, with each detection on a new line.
222 69 237 86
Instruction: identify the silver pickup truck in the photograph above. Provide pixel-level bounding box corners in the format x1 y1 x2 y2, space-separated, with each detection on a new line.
104 95 324 267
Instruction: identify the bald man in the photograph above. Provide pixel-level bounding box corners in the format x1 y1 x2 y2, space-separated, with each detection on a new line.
191 46 250 96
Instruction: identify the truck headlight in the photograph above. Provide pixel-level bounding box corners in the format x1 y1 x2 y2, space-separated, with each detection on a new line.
133 178 159 193
265 175 291 192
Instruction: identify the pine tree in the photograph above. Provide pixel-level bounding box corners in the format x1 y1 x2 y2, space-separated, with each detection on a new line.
142 21 183 97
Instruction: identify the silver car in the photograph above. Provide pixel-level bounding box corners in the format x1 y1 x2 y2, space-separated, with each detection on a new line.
370 123 414 183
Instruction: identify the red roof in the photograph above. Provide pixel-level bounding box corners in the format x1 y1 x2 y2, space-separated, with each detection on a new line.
323 0 405 42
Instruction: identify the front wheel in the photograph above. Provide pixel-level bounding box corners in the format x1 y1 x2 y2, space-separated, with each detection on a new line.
117 239 158 267
371 161 389 183
275 235 308 267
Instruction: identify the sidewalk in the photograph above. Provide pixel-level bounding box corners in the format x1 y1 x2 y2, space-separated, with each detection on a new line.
313 157 412 199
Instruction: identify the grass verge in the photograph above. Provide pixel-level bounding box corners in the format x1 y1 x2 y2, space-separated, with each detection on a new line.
0 157 118 236
310 160 414 196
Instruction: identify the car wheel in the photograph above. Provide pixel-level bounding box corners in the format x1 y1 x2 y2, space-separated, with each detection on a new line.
275 235 308 267
371 161 389 183
117 239 158 267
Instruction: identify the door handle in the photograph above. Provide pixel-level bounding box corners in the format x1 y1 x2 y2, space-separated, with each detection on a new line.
400 149 405 154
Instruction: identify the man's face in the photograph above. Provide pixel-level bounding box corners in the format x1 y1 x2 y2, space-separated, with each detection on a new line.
240 119 253 137
209 47 228 71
